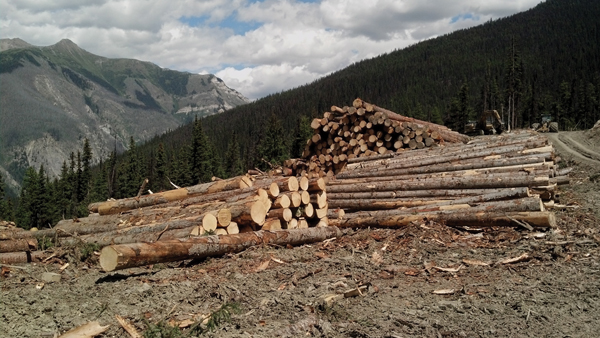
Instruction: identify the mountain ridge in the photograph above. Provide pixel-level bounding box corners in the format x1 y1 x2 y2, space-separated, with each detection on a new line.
0 38 249 195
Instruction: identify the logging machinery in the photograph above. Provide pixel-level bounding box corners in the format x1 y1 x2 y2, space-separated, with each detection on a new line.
531 115 559 133
464 110 505 135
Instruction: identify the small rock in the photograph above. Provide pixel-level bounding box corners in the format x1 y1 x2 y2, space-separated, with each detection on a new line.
137 282 151 293
41 272 61 283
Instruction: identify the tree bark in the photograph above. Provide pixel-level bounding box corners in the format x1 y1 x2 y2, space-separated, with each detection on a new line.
326 175 549 193
338 154 551 179
95 175 252 215
0 250 47 264
329 211 555 229
100 226 342 271
0 238 38 253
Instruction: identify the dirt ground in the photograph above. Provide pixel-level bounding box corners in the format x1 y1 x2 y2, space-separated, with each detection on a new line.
2 128 600 338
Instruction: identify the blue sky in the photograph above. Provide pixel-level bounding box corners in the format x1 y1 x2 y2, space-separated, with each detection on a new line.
1 0 544 99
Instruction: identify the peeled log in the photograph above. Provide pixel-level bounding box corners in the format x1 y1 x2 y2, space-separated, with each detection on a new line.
99 226 342 271
0 238 38 253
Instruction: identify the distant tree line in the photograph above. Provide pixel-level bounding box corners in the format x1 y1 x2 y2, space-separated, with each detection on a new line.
0 114 304 229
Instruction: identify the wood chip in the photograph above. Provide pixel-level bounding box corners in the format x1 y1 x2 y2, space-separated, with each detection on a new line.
371 251 383 265
462 259 490 266
177 319 195 329
271 257 285 264
432 289 455 295
254 260 270 272
433 265 463 273
60 263 70 272
498 253 530 265
115 315 141 338
344 285 369 298
58 321 109 338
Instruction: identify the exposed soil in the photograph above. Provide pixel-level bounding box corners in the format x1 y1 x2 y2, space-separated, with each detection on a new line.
2 129 600 338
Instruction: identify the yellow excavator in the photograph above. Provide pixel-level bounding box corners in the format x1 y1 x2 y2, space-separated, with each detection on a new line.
464 110 505 135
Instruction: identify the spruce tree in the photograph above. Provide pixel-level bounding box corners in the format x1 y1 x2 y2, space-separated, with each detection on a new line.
155 142 168 191
291 115 312 158
189 118 212 184
256 112 289 171
0 173 8 220
16 167 38 229
224 132 244 178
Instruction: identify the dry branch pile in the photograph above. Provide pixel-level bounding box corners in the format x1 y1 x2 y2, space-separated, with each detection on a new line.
0 174 330 267
287 98 470 178
327 130 568 229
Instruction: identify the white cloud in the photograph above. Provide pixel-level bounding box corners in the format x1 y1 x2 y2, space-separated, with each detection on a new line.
0 0 544 99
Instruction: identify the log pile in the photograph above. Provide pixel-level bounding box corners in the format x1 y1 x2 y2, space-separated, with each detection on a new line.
289 98 470 178
327 130 568 229
0 174 329 266
0 99 573 270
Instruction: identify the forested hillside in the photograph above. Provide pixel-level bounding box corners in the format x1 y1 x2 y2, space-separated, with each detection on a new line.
163 0 600 171
1 0 599 229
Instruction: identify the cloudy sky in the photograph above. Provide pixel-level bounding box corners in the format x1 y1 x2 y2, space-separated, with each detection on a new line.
1 0 543 100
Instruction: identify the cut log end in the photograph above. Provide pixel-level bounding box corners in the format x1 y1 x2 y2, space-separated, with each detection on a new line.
99 246 119 272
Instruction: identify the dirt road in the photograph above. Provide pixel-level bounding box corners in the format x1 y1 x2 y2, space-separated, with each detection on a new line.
546 131 600 165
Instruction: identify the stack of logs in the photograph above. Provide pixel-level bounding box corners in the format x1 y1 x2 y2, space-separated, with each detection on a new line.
327 130 569 229
289 98 470 178
0 174 331 267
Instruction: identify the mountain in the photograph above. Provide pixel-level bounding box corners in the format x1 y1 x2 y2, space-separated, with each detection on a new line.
0 39 249 194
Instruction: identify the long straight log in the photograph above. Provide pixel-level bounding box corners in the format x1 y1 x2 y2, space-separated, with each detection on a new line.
99 227 342 271
329 211 555 229
327 187 530 200
95 175 252 215
331 169 551 186
329 187 530 210
344 136 548 170
327 175 549 193
338 154 552 179
339 197 543 220
346 141 550 171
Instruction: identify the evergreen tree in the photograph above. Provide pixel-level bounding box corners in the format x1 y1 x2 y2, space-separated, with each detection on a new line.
0 173 8 220
291 115 313 158
256 112 289 171
81 138 92 199
504 38 523 130
189 118 212 184
35 165 51 228
224 132 244 178
155 142 168 191
209 142 225 180
16 167 38 229
119 137 143 198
